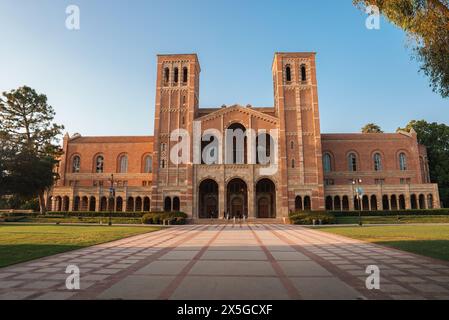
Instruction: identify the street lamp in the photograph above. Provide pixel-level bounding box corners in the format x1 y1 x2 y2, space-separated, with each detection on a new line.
352 179 363 226
108 174 116 226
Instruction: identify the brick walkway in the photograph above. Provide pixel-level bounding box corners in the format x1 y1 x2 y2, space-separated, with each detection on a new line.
1 224 449 300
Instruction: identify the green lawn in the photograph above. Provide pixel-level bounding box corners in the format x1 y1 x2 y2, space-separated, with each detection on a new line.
318 225 449 262
0 225 161 268
336 215 449 225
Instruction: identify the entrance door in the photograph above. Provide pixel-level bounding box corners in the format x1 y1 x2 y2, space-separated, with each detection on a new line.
231 197 243 218
258 197 269 218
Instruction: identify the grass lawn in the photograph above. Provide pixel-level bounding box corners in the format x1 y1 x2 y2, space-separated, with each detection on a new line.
317 225 449 262
335 215 449 225
0 224 161 268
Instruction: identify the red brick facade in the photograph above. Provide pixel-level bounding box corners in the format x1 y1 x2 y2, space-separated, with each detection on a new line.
49 53 440 218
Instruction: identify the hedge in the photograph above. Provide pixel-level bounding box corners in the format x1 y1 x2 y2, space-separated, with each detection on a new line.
331 209 449 217
289 211 336 225
47 211 146 218
142 212 188 225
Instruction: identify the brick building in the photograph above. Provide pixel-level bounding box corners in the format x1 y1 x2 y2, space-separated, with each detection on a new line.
49 53 440 219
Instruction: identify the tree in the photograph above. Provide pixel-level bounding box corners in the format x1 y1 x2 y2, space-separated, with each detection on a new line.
0 86 64 213
398 120 449 207
362 123 384 133
353 0 449 98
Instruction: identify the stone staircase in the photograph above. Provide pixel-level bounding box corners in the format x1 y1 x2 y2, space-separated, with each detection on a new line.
189 218 289 225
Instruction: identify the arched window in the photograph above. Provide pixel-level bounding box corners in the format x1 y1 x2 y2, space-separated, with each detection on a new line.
348 153 357 171
174 67 179 83
118 155 128 173
291 159 295 168
323 153 332 173
95 155 104 173
290 141 294 149
182 67 188 83
300 64 307 81
164 197 172 212
144 155 153 173
373 153 382 171
164 67 170 84
161 159 166 169
285 65 292 82
173 196 180 211
399 153 407 171
72 156 80 173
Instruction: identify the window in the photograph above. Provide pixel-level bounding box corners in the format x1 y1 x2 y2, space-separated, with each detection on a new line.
300 64 307 81
285 65 292 82
324 179 334 186
373 153 382 171
323 153 332 173
161 143 166 152
348 153 357 171
144 155 153 173
291 159 295 168
174 67 179 83
290 141 294 149
161 159 166 169
95 156 104 173
72 156 80 173
164 67 169 84
182 67 188 83
399 153 407 171
119 155 128 173
375 178 385 185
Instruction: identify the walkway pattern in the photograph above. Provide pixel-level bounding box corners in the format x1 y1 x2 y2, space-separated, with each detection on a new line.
1 224 449 300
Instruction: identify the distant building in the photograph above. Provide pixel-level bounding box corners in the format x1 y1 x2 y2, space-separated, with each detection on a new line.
49 53 440 218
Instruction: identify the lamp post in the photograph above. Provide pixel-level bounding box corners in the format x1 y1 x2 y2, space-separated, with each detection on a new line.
352 179 363 226
108 174 116 226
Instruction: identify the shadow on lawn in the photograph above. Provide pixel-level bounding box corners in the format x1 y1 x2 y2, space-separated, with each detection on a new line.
0 244 84 268
375 240 449 262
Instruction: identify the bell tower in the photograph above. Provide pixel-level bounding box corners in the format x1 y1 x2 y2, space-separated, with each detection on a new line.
151 54 201 214
272 52 324 211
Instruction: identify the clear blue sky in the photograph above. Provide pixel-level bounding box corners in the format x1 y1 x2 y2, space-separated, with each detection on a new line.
1 0 447 137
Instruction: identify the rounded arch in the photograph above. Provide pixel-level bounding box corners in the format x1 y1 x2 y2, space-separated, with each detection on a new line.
55 196 62 212
173 196 180 211
418 194 426 209
100 196 108 212
182 67 188 84
334 196 341 211
143 197 150 212
346 150 359 172
382 195 390 210
164 196 172 212
295 195 303 211
303 196 311 211
362 195 369 211
372 151 383 171
199 179 219 219
325 196 333 210
135 196 143 212
399 194 406 210
322 151 334 173
89 196 96 211
256 133 275 165
255 178 276 218
116 196 123 212
410 194 418 209
81 196 89 211
226 123 248 164
342 196 349 211
391 194 398 210
71 154 81 173
93 153 105 173
226 178 248 218
396 150 409 170
285 64 292 82
127 197 135 212
163 67 170 85
370 195 378 211
300 64 307 81
142 153 153 173
117 153 128 173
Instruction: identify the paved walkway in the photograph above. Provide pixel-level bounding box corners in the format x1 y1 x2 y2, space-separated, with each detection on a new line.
1 224 449 300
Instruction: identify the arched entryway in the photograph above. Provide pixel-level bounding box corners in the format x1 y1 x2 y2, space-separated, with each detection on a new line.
226 178 248 218
199 179 219 219
256 178 276 218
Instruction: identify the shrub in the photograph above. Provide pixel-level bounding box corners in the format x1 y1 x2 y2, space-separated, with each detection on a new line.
332 209 449 217
141 212 188 225
289 211 336 225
